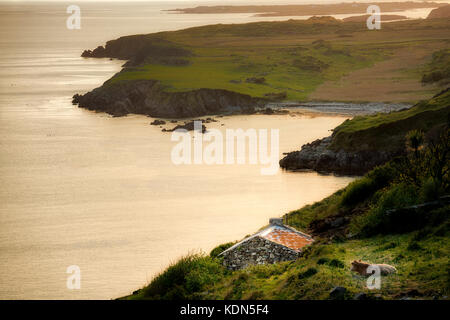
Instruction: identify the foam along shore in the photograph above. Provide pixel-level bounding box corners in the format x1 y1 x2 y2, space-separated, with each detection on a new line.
269 101 412 116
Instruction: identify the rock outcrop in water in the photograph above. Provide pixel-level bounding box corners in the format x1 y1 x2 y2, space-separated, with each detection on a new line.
72 79 261 118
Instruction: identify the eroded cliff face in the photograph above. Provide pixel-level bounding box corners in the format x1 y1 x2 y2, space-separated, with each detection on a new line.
72 79 262 118
76 35 266 118
280 89 450 176
279 137 401 176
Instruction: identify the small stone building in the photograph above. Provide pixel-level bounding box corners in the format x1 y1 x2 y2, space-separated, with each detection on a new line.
220 218 314 270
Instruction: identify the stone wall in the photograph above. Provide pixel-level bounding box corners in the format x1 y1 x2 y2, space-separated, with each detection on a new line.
221 236 300 270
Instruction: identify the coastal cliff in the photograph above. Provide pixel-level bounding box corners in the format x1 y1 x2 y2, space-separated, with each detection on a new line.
279 136 398 175
72 79 261 118
75 35 266 117
280 88 450 175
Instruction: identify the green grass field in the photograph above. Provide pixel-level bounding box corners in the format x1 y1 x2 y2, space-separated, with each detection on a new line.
111 43 385 101
328 88 450 152
336 89 450 133
102 17 450 102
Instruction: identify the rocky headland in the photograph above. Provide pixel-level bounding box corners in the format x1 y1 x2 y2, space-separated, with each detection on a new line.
72 79 262 118
74 17 449 121
279 136 400 176
280 88 450 175
74 34 267 118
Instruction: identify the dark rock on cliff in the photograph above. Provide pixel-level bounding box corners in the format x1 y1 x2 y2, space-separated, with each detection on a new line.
279 136 402 176
82 46 107 58
73 79 262 118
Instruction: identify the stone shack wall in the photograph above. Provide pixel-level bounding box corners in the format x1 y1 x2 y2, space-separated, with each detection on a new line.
221 236 300 270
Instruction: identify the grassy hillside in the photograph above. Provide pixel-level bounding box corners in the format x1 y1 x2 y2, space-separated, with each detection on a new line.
123 93 450 300
422 49 450 85
91 17 450 103
329 88 450 152
125 163 449 300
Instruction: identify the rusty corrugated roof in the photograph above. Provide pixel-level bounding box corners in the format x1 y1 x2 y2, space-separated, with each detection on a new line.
220 223 313 255
261 226 313 251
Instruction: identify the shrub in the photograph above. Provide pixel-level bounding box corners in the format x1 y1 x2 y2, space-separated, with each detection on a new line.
407 241 422 251
427 206 450 228
317 257 330 265
340 164 395 207
340 177 374 207
434 220 450 237
228 272 250 299
368 164 396 188
351 183 418 235
142 253 225 299
382 242 398 250
419 177 443 202
298 267 318 279
328 259 345 269
210 242 235 258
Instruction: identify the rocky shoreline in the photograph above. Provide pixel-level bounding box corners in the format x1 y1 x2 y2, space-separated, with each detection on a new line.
74 34 269 118
279 136 401 176
72 79 264 118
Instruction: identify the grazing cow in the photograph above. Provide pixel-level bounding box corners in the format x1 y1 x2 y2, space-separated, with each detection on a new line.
351 260 397 276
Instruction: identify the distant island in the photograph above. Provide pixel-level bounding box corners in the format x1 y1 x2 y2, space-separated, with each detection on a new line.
168 1 445 17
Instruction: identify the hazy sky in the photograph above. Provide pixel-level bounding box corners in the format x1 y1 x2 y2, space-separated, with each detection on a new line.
2 0 449 6
3 0 449 2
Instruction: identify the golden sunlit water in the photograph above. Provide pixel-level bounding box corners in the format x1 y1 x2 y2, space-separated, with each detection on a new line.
0 1 366 299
